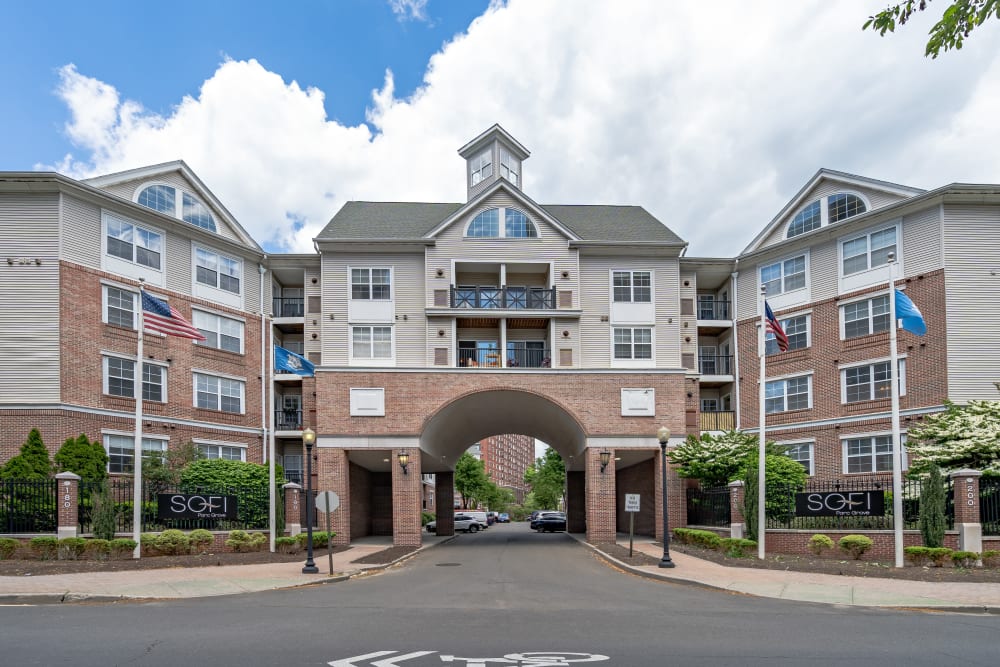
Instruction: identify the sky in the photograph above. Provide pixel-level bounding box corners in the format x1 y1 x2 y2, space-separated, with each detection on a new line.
3 1 1000 258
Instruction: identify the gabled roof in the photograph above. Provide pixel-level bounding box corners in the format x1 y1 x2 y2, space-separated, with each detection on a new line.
457 123 530 160
740 168 925 255
316 202 464 240
545 205 682 243
82 160 261 251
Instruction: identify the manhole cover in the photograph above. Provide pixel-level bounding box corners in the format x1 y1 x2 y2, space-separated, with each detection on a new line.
436 562 461 567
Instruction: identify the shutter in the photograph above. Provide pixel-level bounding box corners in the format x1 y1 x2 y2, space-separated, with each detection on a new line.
680 298 694 316
307 296 321 313
308 352 321 364
558 290 573 308
685 409 698 428
559 349 572 367
434 290 449 307
681 353 695 370
434 348 448 365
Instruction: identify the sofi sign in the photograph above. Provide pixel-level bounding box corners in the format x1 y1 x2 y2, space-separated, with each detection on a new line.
157 494 238 520
794 490 885 517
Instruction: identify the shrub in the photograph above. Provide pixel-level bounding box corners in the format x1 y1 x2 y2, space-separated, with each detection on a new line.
84 539 111 561
720 538 756 558
153 529 190 555
188 529 214 553
140 532 159 556
30 536 59 560
808 534 834 556
904 546 931 566
926 547 953 567
58 537 87 560
1 429 53 480
951 551 979 568
421 511 435 526
982 549 1000 567
672 528 722 549
919 466 946 548
226 530 266 552
276 536 300 554
54 433 108 483
90 481 121 541
0 537 19 560
838 534 873 560
109 538 137 559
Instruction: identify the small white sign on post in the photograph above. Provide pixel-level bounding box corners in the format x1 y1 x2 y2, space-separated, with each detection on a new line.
314 491 340 575
625 494 640 513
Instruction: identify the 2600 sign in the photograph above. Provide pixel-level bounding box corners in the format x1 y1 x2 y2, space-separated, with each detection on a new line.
157 494 238 520
794 490 884 517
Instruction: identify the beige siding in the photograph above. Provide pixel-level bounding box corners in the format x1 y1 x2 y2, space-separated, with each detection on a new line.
901 206 942 277
164 236 193 295
427 317 452 365
735 268 758 322
680 270 698 368
60 194 102 267
943 204 1000 402
0 193 60 401
304 266 321 361
807 239 839 303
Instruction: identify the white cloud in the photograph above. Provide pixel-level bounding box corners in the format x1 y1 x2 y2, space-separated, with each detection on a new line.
388 0 429 22
49 0 1000 256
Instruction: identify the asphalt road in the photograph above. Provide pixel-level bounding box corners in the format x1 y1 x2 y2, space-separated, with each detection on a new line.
2 523 999 666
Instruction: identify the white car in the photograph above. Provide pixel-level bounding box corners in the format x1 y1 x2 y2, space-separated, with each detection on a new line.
425 513 482 533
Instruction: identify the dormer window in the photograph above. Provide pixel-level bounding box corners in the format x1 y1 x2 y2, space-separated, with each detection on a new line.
136 183 217 233
466 207 538 238
499 147 520 187
786 192 868 239
470 149 492 186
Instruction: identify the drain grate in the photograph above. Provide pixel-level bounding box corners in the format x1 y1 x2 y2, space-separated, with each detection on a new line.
436 562 461 567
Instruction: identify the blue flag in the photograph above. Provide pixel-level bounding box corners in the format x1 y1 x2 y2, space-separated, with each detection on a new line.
895 289 926 336
274 346 315 376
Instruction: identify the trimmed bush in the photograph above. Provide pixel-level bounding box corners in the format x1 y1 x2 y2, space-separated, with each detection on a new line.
919 466 946 548
30 536 59 560
808 534 834 556
982 550 1000 567
421 511 435 526
673 528 722 549
904 546 931 566
153 529 190 555
276 536 300 554
188 529 214 553
951 551 979 568
720 538 756 558
926 547 953 567
58 537 87 560
295 530 336 548
84 539 111 561
140 532 158 556
226 530 267 552
838 534 873 560
109 538 137 559
0 537 19 560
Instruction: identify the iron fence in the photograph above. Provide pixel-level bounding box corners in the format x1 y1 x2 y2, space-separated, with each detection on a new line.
686 487 731 528
982 477 1000 536
0 479 57 533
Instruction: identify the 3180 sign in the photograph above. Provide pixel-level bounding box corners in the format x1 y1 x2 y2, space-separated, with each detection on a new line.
794 490 885 517
157 494 238 521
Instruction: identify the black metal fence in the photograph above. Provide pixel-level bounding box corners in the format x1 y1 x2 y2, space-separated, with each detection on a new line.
686 487 731 528
0 479 57 533
982 477 1000 536
78 479 279 534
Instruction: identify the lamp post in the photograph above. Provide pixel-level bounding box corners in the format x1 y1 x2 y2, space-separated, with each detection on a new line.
657 426 675 568
301 427 318 574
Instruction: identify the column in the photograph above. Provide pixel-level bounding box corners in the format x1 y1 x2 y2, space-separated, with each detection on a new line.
283 482 302 536
392 451 422 547
586 447 616 543
950 469 982 556
435 472 455 536
55 472 81 539
728 480 745 539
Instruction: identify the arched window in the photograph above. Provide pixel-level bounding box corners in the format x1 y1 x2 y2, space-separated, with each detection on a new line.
467 209 500 237
137 184 217 233
786 192 869 239
828 193 867 223
786 200 821 238
182 193 215 231
505 208 537 237
138 185 175 214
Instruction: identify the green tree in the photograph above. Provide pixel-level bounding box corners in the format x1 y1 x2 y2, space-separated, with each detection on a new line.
178 458 282 529
523 447 565 510
54 433 108 483
454 452 490 509
669 431 782 488
742 452 808 542
144 440 203 494
905 400 1000 474
1 429 53 480
919 464 947 548
863 0 1000 57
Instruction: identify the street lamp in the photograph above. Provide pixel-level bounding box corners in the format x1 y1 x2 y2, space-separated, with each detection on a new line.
657 426 675 568
301 427 318 574
599 450 611 473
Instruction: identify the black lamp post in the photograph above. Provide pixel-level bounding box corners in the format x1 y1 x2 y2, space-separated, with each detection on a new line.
301 427 318 574
658 426 675 568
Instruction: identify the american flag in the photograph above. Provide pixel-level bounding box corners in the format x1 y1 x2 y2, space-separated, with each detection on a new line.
765 301 788 352
141 290 206 341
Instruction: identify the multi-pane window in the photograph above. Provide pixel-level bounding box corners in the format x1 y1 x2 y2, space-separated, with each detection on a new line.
193 310 244 353
105 286 135 328
843 295 890 339
766 315 808 355
765 375 811 413
351 268 391 300
137 184 217 232
182 193 214 230
786 201 822 238
104 356 164 402
844 360 904 403
499 147 520 186
829 193 867 223
845 435 904 473
105 434 167 474
842 227 896 275
106 215 162 270
505 209 537 237
701 398 719 412
470 149 492 185
137 185 174 214
197 443 246 461
759 255 806 296
612 271 652 303
613 327 652 360
196 248 241 294
195 373 244 413
784 443 814 475
352 326 393 359
467 208 500 237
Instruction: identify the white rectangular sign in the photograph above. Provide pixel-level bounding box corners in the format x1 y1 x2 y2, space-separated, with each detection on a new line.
625 494 640 512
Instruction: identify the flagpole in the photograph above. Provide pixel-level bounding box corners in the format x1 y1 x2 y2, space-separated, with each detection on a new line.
888 252 904 568
133 279 145 559
757 284 767 560
268 316 277 553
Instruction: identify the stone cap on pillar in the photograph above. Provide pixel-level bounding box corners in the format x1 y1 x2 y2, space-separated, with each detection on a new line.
55 472 82 481
727 480 744 488
949 469 982 479
282 482 303 490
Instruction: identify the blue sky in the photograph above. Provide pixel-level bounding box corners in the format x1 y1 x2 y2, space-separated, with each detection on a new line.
2 1 1000 258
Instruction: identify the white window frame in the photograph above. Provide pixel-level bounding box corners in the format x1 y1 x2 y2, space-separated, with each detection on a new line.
611 326 654 366
102 354 167 403
134 181 217 232
785 191 871 239
193 244 243 309
101 211 165 286
463 207 539 239
350 267 393 301
103 432 168 474
842 432 908 474
764 373 813 414
840 292 891 340
840 357 906 403
838 223 900 294
102 282 138 329
765 312 810 355
470 149 492 185
499 147 520 187
759 253 808 299
349 325 395 366
193 308 245 354
193 439 247 462
193 371 245 414
611 270 653 304
781 440 815 476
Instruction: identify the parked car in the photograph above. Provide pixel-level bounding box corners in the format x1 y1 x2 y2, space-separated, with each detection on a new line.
530 511 562 530
535 512 567 533
498 513 510 523
463 510 490 528
425 514 482 533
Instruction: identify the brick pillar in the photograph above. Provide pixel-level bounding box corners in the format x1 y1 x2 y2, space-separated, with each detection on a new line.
283 483 302 536
728 480 745 539
586 447 616 544
566 471 586 533
392 450 422 547
435 472 455 536
55 472 81 539
319 448 351 546
950 469 982 556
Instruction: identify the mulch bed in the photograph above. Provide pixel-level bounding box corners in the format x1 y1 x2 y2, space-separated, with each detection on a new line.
593 543 662 566
350 546 418 564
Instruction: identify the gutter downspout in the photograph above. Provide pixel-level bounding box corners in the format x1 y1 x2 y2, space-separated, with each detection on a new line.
730 261 741 431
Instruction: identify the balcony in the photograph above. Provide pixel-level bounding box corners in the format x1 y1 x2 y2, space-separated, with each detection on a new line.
700 411 735 431
451 285 556 310
273 297 304 318
274 409 303 431
697 300 731 320
698 354 733 375
457 345 551 368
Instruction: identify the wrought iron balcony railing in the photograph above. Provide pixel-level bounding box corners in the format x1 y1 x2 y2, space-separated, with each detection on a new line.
274 409 303 430
450 285 556 310
698 354 734 375
697 300 732 320
272 297 304 318
458 347 552 368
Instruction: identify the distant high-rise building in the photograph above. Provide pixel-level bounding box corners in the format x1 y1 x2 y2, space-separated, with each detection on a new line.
479 434 534 504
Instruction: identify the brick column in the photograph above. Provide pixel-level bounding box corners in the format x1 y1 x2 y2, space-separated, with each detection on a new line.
950 469 982 556
283 483 302 536
728 480 745 539
55 472 81 539
319 448 351 546
566 471 586 533
435 472 455 536
586 447 616 544
392 450 422 547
